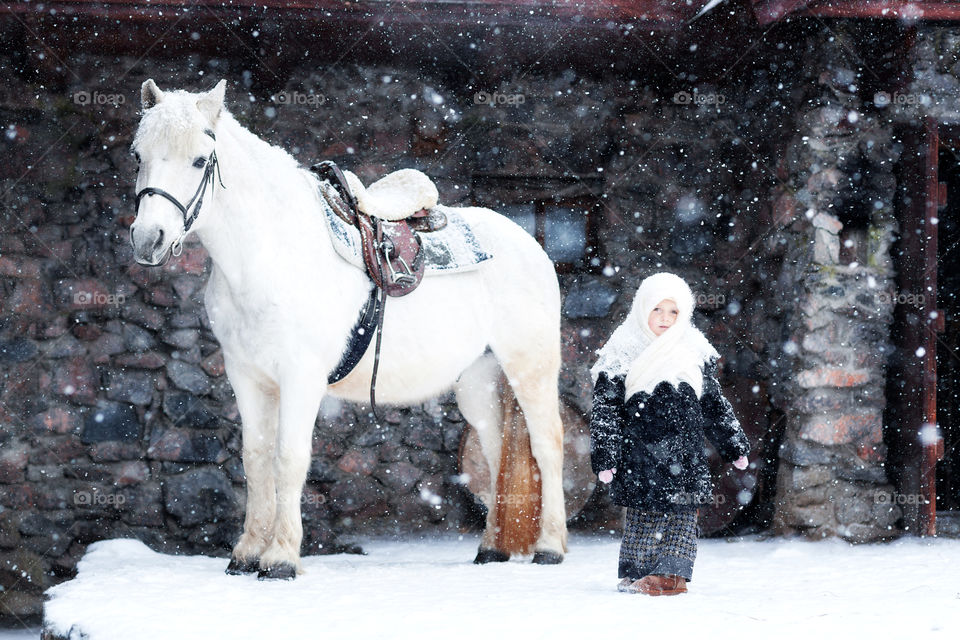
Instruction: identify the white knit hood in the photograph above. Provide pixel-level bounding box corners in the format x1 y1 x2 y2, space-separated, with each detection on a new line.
591 272 718 399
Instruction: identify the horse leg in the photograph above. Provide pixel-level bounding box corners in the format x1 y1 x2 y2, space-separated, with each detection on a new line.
225 361 279 575
257 377 323 580
494 349 567 564
455 354 509 563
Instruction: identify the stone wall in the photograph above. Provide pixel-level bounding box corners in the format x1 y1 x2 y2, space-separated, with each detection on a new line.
769 32 902 541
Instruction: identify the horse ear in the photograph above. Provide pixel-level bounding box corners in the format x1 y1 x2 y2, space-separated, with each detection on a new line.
141 79 164 109
197 80 227 125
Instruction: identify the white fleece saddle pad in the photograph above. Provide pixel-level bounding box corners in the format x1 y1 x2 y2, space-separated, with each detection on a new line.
321 200 493 275
343 169 438 221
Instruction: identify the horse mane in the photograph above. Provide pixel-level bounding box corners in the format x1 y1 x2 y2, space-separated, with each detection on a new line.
133 90 219 155
134 91 305 184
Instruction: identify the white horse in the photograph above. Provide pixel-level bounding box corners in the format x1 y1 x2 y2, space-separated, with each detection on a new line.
128 79 567 579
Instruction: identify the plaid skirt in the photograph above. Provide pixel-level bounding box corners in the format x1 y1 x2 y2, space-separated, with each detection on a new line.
618 508 698 582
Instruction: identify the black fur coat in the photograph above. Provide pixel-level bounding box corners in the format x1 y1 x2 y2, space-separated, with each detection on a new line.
589 359 750 513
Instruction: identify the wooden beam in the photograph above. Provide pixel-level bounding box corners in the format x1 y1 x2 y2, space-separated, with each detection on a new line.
754 0 960 24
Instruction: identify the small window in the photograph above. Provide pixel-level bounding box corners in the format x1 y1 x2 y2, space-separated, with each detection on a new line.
472 175 602 273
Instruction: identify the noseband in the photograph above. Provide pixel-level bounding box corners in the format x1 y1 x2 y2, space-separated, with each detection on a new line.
134 129 224 256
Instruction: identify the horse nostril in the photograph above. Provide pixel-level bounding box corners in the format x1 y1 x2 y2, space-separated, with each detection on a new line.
153 229 165 251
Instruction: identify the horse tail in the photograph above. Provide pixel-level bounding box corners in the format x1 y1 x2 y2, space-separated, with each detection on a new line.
493 374 542 555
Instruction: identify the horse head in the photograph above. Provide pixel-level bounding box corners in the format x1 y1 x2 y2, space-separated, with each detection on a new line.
129 79 226 266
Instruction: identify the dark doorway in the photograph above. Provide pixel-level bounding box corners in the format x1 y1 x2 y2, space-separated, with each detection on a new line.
936 136 960 518
886 120 944 536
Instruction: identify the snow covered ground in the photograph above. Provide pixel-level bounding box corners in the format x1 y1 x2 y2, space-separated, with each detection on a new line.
36 533 960 639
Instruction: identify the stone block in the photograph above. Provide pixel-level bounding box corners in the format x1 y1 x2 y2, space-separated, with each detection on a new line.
337 449 378 476
403 416 444 451
81 401 141 444
0 548 47 590
0 589 43 619
781 434 839 469
408 449 443 473
839 522 899 543
171 276 202 302
308 458 338 483
120 301 165 331
105 369 156 406
147 283 177 307
785 503 834 530
53 356 98 405
122 324 156 352
89 442 142 462
811 211 843 233
9 278 53 317
88 332 126 362
813 227 840 264
165 245 208 275
26 465 63 482
147 428 224 463
0 255 44 279
328 475 383 514
0 338 39 363
164 468 238 526
114 351 166 369
800 412 882 446
162 392 219 428
0 443 29 483
0 512 21 549
834 489 872 525
353 424 390 447
200 350 225 377
786 464 833 490
835 462 888 484
794 391 847 414
167 360 212 395
797 367 869 388
43 334 86 358
374 461 423 493
118 483 164 527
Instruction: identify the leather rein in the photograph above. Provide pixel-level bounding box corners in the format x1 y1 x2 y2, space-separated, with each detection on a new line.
134 129 224 256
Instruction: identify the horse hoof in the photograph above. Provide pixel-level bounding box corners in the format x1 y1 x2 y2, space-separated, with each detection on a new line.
257 563 297 580
225 557 259 575
474 548 510 564
532 551 564 565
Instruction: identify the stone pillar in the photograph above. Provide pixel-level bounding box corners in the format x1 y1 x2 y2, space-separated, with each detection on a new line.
770 31 901 541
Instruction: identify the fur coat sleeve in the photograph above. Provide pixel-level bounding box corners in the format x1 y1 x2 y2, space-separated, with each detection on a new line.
589 372 625 473
700 360 750 462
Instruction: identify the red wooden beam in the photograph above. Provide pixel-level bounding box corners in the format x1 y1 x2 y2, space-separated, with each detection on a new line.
752 0 815 24
754 0 960 24
0 0 708 26
808 1 960 20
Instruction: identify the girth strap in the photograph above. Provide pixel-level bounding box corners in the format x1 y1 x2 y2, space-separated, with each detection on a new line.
327 285 382 385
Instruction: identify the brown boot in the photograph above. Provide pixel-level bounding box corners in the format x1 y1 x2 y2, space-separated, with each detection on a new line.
633 574 688 596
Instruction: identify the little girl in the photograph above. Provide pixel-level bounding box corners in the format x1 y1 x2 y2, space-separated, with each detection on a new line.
590 272 749 596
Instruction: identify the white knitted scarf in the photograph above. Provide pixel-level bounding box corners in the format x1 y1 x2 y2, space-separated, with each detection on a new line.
591 272 718 400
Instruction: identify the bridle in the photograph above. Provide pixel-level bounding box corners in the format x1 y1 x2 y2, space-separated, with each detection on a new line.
134 129 224 256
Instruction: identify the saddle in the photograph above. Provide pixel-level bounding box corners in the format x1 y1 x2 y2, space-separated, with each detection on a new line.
312 160 452 414
311 161 447 297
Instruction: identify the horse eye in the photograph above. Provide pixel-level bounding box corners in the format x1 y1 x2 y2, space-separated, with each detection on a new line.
192 157 207 169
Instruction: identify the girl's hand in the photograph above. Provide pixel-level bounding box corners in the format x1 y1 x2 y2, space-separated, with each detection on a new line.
598 468 616 484
733 456 749 470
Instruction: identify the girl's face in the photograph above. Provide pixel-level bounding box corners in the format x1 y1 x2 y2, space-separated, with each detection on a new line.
648 298 679 336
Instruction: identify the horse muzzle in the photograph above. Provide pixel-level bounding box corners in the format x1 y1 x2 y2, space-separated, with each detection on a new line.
131 225 173 267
